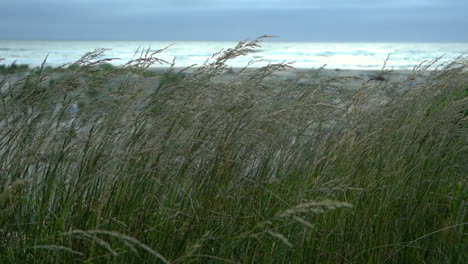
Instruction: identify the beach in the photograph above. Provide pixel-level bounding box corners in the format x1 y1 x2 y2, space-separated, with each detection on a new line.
0 66 431 114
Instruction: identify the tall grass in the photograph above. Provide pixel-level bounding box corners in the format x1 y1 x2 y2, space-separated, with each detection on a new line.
0 36 467 263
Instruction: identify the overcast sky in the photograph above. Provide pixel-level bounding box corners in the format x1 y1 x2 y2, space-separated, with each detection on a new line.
1 0 467 42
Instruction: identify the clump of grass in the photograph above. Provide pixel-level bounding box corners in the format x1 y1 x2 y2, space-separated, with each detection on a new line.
0 36 466 263
0 62 30 74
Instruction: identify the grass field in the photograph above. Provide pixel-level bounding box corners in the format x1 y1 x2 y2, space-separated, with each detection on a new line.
0 37 467 263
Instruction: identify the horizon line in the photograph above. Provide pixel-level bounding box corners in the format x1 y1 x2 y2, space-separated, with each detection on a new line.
1 39 468 44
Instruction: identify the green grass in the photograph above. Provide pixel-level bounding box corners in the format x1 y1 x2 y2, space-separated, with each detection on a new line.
0 37 467 263
0 63 30 74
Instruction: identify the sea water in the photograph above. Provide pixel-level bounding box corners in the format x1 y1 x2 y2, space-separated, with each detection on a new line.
0 40 466 70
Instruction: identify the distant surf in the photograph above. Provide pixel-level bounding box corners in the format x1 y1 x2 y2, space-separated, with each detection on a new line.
0 40 466 70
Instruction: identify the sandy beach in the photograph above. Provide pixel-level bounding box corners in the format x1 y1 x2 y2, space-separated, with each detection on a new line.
143 66 430 92
0 66 433 116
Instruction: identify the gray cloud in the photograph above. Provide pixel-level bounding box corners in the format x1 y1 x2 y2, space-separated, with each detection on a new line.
0 1 466 41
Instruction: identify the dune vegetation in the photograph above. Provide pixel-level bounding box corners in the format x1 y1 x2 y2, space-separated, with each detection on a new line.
0 36 467 263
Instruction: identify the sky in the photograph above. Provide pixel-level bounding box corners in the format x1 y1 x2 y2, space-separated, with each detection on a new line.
1 0 467 42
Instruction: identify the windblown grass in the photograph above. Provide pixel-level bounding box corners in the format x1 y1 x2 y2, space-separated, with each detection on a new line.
0 36 467 263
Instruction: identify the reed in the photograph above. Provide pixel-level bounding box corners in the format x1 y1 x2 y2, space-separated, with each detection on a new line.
0 36 466 263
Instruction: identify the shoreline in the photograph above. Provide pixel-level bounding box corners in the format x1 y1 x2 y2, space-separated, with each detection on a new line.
0 65 431 98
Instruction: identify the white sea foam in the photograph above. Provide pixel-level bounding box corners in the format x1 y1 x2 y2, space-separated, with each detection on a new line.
0 40 466 70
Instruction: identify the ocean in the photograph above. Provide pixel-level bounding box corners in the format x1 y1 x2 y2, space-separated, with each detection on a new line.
0 40 467 70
